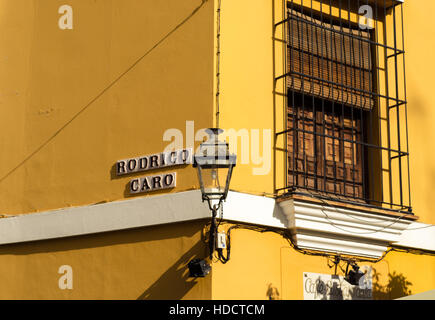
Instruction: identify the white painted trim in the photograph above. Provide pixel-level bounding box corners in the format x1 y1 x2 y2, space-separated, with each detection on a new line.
396 290 435 300
0 190 210 245
0 190 286 246
0 190 432 257
294 234 388 258
395 222 435 252
222 191 287 228
278 199 418 258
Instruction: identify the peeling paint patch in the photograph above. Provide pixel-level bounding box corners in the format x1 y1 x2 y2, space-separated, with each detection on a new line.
38 107 56 115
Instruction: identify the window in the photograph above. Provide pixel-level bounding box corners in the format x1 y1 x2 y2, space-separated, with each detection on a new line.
288 94 364 201
286 6 374 110
275 1 411 212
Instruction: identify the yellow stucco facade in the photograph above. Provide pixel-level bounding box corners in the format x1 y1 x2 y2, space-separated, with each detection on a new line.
0 0 214 215
0 220 211 299
0 0 433 300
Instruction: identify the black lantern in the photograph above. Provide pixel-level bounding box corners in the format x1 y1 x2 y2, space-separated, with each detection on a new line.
187 258 211 278
344 262 365 286
193 128 236 259
193 128 236 211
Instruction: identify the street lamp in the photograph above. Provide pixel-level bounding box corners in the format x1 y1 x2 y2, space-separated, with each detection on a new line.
193 128 236 259
344 261 365 286
193 128 236 210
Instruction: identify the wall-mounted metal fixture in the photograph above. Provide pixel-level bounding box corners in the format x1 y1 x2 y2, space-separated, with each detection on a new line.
193 128 236 259
344 261 365 286
187 259 211 278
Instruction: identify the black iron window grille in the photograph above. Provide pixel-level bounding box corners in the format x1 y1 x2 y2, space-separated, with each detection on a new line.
275 0 411 213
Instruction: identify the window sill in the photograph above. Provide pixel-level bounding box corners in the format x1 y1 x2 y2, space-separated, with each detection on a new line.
278 193 418 221
277 195 416 258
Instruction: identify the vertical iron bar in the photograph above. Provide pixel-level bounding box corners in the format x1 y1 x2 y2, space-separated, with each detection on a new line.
375 0 385 206
365 0 375 204
299 0 307 191
329 0 338 195
310 0 318 192
393 5 403 207
357 0 367 202
290 0 300 190
384 0 393 208
284 1 289 192
400 3 411 210
339 0 347 198
349 0 358 199
321 0 327 194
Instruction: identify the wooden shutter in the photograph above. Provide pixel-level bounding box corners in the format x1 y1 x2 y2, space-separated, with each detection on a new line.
286 8 374 110
287 100 364 200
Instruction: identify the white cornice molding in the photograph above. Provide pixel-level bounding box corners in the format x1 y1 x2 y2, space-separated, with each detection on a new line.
0 191 432 258
0 190 211 245
394 222 435 252
0 190 286 246
222 191 287 228
278 198 416 258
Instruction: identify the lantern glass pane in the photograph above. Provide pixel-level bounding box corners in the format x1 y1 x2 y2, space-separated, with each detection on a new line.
199 166 230 200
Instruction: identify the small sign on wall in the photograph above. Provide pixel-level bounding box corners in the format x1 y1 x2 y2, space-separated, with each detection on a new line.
116 149 192 176
115 149 190 195
303 267 372 300
130 172 176 194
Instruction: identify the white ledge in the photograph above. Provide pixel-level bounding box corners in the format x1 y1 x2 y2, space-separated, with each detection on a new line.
0 190 285 246
278 199 416 258
394 222 435 252
0 190 211 245
0 191 432 258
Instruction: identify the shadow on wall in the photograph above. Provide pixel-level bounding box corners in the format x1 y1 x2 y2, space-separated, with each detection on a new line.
0 220 209 299
372 268 412 300
266 283 281 300
307 276 355 300
137 239 208 300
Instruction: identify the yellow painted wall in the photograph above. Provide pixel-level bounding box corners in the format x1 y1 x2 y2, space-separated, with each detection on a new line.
0 0 433 301
403 0 435 225
0 220 211 299
0 0 214 215
0 0 428 222
219 0 435 226
212 224 435 300
218 0 280 196
213 0 435 300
